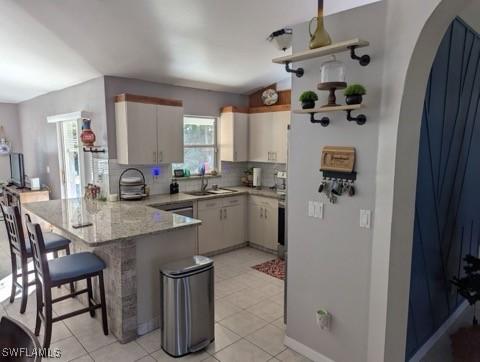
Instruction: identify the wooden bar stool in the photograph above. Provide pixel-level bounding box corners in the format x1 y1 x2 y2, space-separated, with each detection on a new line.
1 204 73 314
25 217 108 349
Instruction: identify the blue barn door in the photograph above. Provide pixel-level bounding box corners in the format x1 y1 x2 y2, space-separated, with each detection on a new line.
406 18 480 359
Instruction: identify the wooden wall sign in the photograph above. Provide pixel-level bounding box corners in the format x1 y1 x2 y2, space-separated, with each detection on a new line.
320 146 355 173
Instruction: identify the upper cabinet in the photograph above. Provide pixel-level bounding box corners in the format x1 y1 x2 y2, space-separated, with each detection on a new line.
249 109 290 164
219 106 249 162
115 94 184 165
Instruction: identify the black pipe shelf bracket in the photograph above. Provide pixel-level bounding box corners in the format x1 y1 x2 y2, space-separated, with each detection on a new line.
83 146 106 153
309 113 330 127
285 62 304 78
349 46 371 66
346 109 367 125
300 105 367 126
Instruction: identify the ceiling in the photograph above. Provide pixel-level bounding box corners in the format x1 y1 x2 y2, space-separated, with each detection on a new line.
0 0 380 103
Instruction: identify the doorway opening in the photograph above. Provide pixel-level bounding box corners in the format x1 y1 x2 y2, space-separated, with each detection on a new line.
57 119 85 199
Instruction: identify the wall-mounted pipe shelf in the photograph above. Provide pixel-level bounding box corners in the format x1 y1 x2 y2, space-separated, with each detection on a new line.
83 146 106 153
272 38 370 77
293 104 367 127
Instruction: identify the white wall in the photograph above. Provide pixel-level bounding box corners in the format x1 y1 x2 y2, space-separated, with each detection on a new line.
287 1 479 361
0 103 21 182
286 3 386 362
17 77 108 199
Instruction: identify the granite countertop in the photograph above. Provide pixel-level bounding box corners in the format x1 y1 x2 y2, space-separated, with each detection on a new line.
23 186 282 247
23 198 202 247
142 186 283 207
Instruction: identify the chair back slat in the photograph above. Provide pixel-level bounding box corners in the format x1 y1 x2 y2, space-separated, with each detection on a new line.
1 204 27 255
25 219 50 284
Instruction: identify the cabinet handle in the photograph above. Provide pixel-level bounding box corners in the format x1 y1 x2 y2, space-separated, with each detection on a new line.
158 151 163 162
153 151 157 163
267 152 271 161
265 208 268 219
224 208 227 219
220 209 223 220
272 152 277 161
260 207 263 218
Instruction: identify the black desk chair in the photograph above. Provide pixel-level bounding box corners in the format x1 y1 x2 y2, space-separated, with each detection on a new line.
25 217 108 349
1 204 72 314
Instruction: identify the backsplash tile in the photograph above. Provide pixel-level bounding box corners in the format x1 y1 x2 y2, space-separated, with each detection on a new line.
108 160 286 196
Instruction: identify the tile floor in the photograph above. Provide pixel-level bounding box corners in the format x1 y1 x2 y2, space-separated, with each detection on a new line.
0 247 311 362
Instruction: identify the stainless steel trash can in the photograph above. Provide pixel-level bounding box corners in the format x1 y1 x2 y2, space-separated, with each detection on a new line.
160 255 214 357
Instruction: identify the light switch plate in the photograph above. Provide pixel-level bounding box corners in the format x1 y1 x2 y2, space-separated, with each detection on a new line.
308 201 315 217
360 209 371 229
314 202 324 219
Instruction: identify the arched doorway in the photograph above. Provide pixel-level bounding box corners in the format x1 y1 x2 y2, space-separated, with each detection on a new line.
406 17 480 359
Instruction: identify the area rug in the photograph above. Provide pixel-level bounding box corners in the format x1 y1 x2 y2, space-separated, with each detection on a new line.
252 259 285 280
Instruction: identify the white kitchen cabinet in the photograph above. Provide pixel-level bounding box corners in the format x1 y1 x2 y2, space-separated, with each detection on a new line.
248 111 290 163
198 195 246 254
247 196 278 251
220 109 249 162
156 105 184 163
198 204 224 254
115 94 184 165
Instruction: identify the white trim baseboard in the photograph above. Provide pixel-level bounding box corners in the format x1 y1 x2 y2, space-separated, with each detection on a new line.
284 335 335 362
409 301 469 362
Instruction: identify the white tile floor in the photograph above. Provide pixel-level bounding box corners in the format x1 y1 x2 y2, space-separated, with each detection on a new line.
0 247 311 362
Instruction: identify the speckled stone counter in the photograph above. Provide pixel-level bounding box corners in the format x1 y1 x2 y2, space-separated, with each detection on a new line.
23 198 201 247
23 198 200 343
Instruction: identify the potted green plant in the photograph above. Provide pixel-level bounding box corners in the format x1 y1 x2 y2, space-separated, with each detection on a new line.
299 91 318 109
344 84 366 105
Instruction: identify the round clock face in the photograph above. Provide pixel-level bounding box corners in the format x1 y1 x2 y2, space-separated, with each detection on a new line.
262 89 279 106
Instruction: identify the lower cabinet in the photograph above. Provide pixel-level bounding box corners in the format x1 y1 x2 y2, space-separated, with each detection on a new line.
247 196 278 251
198 195 246 254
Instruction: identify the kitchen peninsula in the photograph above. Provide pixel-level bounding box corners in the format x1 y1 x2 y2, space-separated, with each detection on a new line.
23 198 201 343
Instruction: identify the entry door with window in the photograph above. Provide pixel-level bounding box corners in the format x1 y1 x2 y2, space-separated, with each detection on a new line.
57 120 85 199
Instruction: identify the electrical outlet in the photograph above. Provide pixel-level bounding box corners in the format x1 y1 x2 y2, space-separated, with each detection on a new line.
316 309 331 330
360 209 371 229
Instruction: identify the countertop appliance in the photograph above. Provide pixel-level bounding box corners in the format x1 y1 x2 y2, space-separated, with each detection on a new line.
150 201 194 218
276 171 287 196
253 168 262 188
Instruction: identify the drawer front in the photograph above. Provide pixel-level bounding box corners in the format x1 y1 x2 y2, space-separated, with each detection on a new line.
198 199 222 211
249 195 278 209
222 195 246 208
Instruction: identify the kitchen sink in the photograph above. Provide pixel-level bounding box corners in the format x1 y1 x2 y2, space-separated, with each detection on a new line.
184 191 211 196
184 188 238 196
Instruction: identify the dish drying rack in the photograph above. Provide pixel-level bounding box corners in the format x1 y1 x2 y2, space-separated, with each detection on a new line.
119 168 147 201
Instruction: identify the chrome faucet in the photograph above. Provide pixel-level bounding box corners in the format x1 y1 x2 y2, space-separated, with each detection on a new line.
201 174 208 192
199 164 208 192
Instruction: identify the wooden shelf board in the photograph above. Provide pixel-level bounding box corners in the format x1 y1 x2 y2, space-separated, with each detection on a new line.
293 104 364 114
272 38 369 64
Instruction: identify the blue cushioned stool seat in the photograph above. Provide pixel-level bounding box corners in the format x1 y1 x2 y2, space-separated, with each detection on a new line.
26 232 71 253
48 252 106 283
